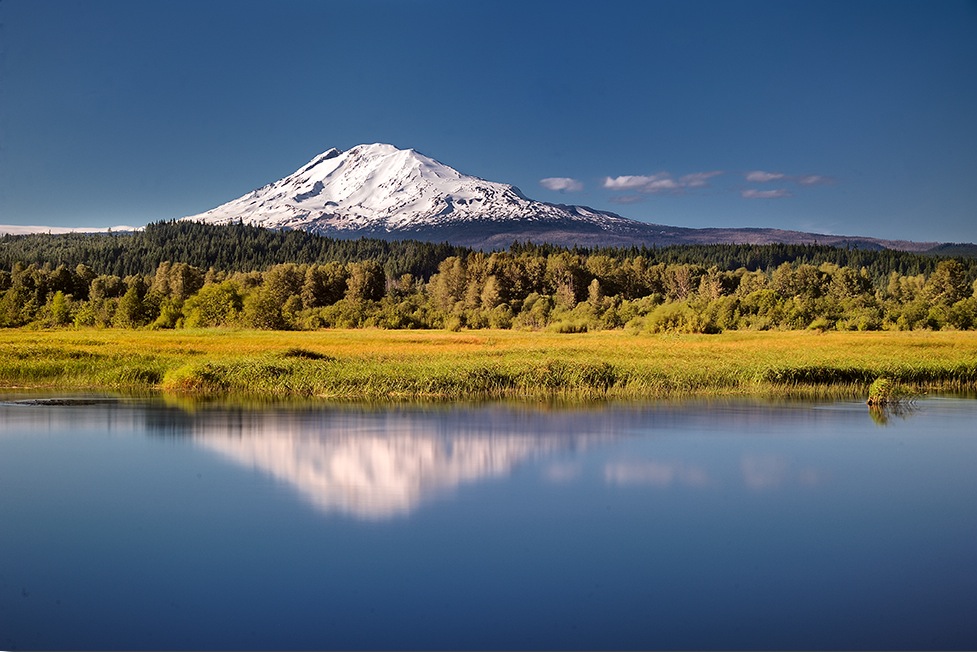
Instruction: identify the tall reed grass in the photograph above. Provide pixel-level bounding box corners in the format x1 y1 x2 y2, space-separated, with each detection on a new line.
1 329 974 400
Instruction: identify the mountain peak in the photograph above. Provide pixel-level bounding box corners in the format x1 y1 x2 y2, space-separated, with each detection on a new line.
349 142 406 154
182 143 627 235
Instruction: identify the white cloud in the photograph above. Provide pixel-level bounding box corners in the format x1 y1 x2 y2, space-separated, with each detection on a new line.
796 174 830 186
645 177 680 192
746 170 786 183
680 171 723 187
742 188 791 199
746 171 833 186
539 177 583 192
604 170 722 194
603 174 668 191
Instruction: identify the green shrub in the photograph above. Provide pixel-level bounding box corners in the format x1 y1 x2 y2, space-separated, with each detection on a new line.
867 377 907 406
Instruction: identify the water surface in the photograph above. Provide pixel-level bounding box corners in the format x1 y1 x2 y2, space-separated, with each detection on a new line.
1 396 975 649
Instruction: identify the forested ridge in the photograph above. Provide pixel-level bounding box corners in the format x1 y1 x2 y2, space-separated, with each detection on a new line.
2 220 977 332
0 221 467 278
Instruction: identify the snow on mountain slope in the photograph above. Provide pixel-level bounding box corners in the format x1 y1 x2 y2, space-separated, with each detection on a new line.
181 143 633 234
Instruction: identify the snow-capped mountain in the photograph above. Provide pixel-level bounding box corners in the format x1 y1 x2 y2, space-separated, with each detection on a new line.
181 143 934 251
182 143 633 234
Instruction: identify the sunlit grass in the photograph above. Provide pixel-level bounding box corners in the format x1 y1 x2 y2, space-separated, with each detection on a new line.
0 328 975 400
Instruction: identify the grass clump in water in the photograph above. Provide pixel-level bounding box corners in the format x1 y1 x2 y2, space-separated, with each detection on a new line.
866 377 910 406
162 361 232 393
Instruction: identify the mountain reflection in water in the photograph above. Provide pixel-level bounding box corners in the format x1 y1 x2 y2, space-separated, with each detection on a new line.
4 395 975 651
2 398 899 520
173 405 628 520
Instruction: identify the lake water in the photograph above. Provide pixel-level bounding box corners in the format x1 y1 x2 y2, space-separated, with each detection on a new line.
1 395 976 650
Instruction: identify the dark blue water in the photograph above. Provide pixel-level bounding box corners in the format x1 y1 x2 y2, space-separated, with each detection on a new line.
1 396 975 650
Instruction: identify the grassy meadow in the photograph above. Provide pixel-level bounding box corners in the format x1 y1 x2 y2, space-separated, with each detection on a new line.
1 328 976 401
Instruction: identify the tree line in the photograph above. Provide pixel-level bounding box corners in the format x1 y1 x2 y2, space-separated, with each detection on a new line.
2 220 973 280
1 221 976 332
0 221 467 279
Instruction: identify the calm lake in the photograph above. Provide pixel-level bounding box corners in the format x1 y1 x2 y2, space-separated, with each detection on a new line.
1 395 976 650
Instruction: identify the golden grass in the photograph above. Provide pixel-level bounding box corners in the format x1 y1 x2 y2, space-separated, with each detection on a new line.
1 328 975 400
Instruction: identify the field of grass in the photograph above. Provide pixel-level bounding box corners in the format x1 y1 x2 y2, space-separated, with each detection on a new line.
1 328 976 401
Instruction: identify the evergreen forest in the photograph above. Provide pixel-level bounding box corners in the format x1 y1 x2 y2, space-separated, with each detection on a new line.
2 221 976 333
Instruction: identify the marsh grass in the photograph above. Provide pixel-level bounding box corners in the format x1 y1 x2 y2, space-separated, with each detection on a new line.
0 329 974 400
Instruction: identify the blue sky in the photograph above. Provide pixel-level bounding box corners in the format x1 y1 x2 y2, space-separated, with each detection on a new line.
2 0 976 243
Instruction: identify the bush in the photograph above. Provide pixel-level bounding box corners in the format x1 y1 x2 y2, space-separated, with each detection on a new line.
548 320 588 334
645 302 716 334
867 377 909 406
182 282 243 328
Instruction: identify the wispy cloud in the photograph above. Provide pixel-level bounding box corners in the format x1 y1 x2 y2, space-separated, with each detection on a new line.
603 170 723 194
603 174 674 192
741 169 833 199
539 177 583 192
796 174 831 186
746 171 833 187
742 188 791 199
680 171 723 187
746 170 786 183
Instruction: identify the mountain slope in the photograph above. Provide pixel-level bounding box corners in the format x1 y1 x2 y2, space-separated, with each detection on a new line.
182 143 936 251
184 143 634 231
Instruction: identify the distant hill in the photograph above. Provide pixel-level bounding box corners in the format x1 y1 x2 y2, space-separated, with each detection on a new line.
923 243 977 258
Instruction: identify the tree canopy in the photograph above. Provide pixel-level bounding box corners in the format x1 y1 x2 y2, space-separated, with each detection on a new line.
2 221 976 332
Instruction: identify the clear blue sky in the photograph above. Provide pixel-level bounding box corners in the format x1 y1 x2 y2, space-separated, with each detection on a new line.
2 0 976 243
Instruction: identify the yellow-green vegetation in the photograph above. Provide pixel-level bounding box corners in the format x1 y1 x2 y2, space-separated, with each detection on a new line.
1 329 975 401
866 377 912 406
